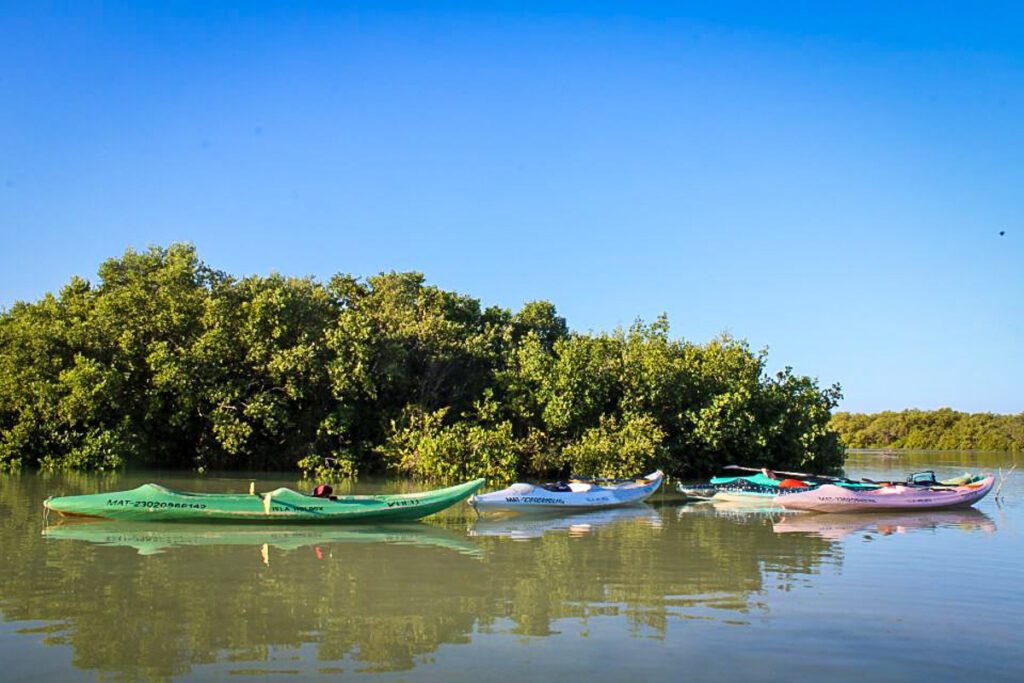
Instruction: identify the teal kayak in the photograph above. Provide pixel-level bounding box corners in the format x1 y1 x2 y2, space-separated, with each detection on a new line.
43 479 485 523
678 466 879 501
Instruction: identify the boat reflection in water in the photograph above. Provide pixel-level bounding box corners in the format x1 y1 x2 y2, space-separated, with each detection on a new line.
676 499 784 520
772 508 997 541
8 464 1014 683
679 499 998 542
43 520 483 558
468 505 662 539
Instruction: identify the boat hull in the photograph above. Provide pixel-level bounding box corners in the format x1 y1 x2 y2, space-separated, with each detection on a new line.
468 471 663 511
776 475 994 513
43 479 485 523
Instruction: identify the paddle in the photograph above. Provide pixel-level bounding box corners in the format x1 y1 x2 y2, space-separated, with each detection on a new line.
721 465 860 485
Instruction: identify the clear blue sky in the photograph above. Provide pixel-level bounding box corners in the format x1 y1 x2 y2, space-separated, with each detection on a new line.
1 2 1021 414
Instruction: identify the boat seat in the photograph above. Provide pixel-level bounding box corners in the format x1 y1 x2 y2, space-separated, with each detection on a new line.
310 484 338 501
568 482 593 493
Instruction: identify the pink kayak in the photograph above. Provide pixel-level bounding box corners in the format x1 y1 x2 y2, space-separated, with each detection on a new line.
776 474 995 513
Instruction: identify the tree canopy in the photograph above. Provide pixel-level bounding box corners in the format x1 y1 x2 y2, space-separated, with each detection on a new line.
831 409 1024 452
0 244 845 479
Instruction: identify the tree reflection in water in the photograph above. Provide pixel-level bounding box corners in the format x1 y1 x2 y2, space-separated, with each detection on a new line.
0 473 862 681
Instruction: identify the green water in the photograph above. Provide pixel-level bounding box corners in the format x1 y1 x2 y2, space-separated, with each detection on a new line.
1 452 1022 682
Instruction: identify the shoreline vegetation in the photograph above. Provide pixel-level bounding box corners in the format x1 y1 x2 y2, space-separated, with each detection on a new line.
1 244 844 481
831 410 1024 453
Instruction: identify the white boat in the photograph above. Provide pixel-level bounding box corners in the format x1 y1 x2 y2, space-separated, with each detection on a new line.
776 473 994 513
468 471 664 512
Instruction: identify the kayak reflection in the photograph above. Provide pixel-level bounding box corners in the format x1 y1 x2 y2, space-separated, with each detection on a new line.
468 505 661 539
677 499 784 519
8 492 838 678
772 508 997 541
42 520 482 557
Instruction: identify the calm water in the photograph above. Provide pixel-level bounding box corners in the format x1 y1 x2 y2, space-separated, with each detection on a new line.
1 452 1022 682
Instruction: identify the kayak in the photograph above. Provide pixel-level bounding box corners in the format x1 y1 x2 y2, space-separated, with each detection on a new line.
677 470 778 499
468 471 664 512
776 473 994 513
43 479 485 523
678 466 877 503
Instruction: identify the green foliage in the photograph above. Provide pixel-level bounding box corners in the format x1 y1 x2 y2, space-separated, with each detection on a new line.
832 408 1024 452
0 243 848 478
297 453 359 482
563 413 666 478
380 392 521 482
39 428 130 471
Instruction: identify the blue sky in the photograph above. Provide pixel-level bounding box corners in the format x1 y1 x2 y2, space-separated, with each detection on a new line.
1 2 1021 413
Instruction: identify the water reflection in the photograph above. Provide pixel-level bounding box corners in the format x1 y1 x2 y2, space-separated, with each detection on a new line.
677 499 783 518
468 505 661 539
772 509 997 540
2 465 1016 682
43 521 483 557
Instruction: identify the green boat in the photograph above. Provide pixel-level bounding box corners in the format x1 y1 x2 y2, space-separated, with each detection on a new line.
43 479 485 523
